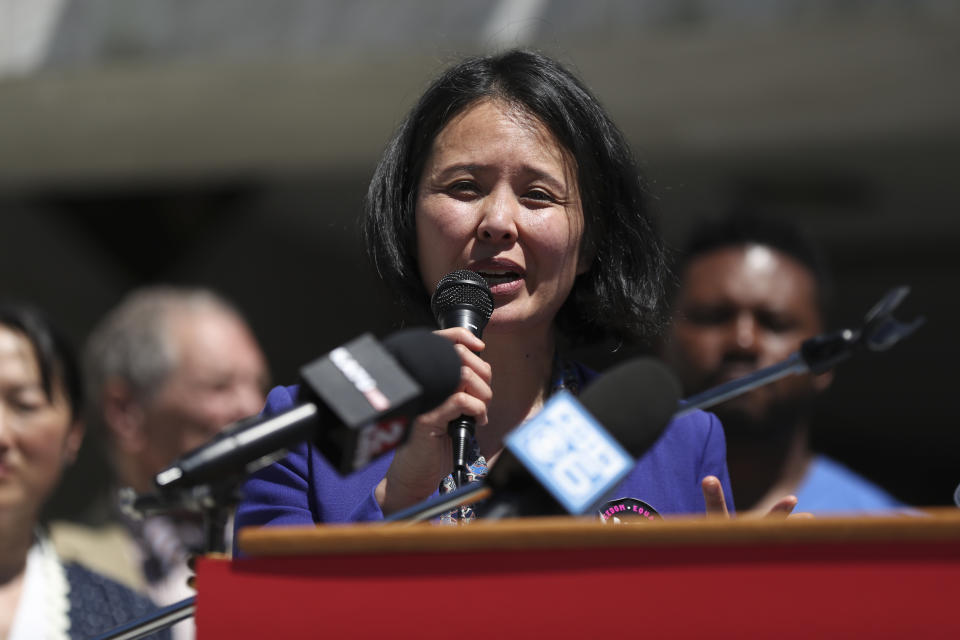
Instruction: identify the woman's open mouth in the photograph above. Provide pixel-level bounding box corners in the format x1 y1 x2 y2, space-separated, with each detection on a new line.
472 267 524 294
477 269 520 286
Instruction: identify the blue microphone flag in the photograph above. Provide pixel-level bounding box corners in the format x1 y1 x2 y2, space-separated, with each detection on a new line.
504 390 634 515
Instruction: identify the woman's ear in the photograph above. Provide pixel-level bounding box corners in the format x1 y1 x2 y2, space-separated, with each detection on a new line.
101 378 148 455
63 419 85 466
576 237 596 276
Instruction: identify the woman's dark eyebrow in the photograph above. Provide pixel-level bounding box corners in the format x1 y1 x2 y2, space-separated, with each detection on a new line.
521 167 568 194
432 163 483 178
6 382 46 395
433 163 568 193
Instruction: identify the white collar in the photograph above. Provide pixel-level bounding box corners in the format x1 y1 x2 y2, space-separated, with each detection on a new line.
8 533 70 640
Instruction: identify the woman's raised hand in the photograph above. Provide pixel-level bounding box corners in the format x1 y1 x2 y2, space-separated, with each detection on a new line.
375 327 492 515
701 475 810 519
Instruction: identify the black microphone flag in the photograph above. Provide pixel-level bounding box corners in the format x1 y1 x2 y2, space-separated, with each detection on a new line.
153 328 460 495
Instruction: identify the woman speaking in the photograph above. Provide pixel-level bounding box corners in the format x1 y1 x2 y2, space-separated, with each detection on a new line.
234 49 778 529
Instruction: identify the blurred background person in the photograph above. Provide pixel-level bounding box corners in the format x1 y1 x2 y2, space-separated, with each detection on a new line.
660 211 906 514
50 286 268 640
0 301 168 640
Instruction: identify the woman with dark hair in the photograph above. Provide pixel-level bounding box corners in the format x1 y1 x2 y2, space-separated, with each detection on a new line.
236 49 791 529
364 50 666 347
0 302 168 639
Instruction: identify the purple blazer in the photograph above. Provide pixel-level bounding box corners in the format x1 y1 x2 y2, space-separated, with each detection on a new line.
234 376 733 541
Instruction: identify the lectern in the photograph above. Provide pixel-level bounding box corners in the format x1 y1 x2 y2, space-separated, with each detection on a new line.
196 510 960 638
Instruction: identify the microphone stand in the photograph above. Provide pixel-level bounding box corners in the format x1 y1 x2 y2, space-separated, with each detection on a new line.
383 482 492 524
91 479 243 640
88 597 196 640
674 352 807 418
675 286 924 418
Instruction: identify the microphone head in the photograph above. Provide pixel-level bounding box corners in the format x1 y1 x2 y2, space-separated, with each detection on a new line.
430 269 494 336
579 357 681 457
381 327 461 414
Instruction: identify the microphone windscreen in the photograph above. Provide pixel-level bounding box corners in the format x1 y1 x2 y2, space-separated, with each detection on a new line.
579 358 681 458
430 269 494 326
382 328 461 414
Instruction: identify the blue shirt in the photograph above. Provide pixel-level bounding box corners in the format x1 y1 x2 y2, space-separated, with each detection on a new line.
795 454 906 514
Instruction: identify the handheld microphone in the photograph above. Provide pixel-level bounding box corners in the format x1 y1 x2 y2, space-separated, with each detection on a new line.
430 269 494 488
385 357 681 522
153 328 461 496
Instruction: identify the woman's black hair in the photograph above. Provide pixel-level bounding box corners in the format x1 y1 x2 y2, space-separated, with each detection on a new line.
0 301 84 421
362 49 668 346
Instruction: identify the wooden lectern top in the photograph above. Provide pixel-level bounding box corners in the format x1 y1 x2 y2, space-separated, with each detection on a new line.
237 507 960 556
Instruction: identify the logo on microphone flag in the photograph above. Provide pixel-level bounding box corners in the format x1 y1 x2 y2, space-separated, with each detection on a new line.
329 346 391 411
505 391 634 515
